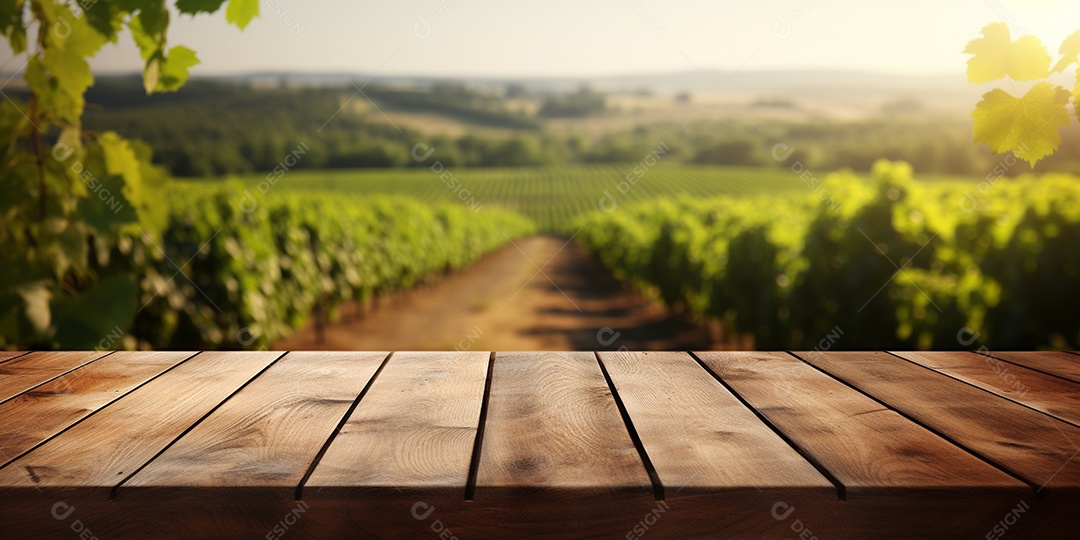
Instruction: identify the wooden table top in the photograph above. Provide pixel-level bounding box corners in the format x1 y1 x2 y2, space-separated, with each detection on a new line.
0 350 1077 539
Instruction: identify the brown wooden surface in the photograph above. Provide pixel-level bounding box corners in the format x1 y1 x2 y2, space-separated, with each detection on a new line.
697 351 1025 494
0 351 109 403
467 351 654 536
981 351 1080 385
0 351 194 468
796 350 1080 491
305 351 487 493
598 351 835 538
0 350 1078 539
0 351 28 364
0 351 280 489
119 351 386 494
894 351 1080 427
696 351 1031 538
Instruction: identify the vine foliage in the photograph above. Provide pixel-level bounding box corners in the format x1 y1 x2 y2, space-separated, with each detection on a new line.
0 1 258 348
967 23 1080 166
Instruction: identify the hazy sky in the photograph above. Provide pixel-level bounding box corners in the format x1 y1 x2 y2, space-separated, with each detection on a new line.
3 0 1077 77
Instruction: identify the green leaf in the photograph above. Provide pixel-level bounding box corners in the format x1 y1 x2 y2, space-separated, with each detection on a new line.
225 0 258 30
156 45 199 92
56 126 82 157
83 1 124 41
972 82 1072 166
50 274 138 349
77 173 139 232
1052 29 1080 73
127 3 173 93
176 0 228 15
137 1 170 37
965 22 1051 83
85 131 142 228
100 132 140 180
0 0 26 54
27 3 108 124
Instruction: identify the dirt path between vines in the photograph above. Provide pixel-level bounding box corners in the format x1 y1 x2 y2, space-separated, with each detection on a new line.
275 235 726 351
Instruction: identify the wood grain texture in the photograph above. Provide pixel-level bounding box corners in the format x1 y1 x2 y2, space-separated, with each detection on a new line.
458 351 654 537
980 351 1080 385
476 351 652 494
0 351 281 491
305 351 488 494
0 350 1078 539
106 352 387 539
894 351 1080 427
0 351 109 403
795 351 1080 492
0 351 194 467
697 351 1024 493
0 351 28 365
600 351 831 493
120 351 386 491
598 351 835 538
695 351 1029 538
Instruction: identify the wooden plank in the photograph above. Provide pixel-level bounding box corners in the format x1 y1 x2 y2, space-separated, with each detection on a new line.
696 351 1028 538
462 351 654 536
980 351 1080 385
0 350 281 485
301 351 488 538
697 351 1025 493
306 351 487 491
0 351 194 467
0 351 109 403
476 351 652 493
599 351 834 538
795 351 1080 491
110 352 387 538
0 351 28 365
895 351 1080 428
0 351 281 539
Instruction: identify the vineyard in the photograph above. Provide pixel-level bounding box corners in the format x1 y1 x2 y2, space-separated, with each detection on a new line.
196 164 909 232
134 188 535 350
576 160 1080 350
3 180 532 350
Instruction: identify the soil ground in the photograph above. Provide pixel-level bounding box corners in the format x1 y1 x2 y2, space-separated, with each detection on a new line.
275 235 728 351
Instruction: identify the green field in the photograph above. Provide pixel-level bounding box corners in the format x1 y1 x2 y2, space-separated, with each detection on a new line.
186 164 933 231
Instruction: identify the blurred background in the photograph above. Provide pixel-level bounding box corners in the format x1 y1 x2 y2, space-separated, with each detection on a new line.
1 0 1077 352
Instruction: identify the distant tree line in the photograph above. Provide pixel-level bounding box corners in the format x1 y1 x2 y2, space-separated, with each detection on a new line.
73 78 1080 177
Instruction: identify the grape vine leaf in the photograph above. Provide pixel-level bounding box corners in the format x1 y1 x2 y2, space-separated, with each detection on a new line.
129 12 198 93
225 0 259 30
972 82 1072 166
965 22 1051 83
26 4 107 124
84 1 124 41
157 45 199 91
1052 29 1080 73
0 0 26 54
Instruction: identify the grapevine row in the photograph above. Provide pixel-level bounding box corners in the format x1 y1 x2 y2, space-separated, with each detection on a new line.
576 161 1080 349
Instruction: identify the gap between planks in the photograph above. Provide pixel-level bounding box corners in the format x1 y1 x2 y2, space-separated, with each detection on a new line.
593 352 665 501
0 351 202 472
293 351 394 501
887 351 1080 430
788 351 1049 497
463 352 495 501
108 351 289 499
688 351 848 501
